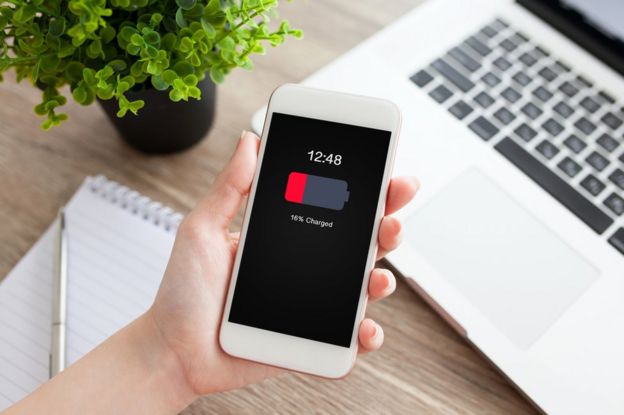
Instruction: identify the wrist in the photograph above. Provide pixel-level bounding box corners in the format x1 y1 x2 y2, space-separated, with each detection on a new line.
135 310 198 412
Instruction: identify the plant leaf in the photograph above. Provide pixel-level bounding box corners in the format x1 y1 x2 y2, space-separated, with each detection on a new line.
48 18 65 37
175 8 187 28
209 66 224 84
175 0 196 11
200 18 216 38
1 0 303 129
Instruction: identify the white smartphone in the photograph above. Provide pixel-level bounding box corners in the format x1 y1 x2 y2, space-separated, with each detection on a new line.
219 84 401 378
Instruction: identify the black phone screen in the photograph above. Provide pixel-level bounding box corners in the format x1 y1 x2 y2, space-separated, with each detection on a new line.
228 112 391 347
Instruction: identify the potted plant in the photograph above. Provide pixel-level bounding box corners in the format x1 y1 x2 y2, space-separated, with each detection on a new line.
0 0 301 153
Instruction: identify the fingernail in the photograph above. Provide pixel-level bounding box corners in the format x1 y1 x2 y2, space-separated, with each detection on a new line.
241 129 248 139
383 271 391 289
386 272 396 293
373 323 383 341
395 227 403 245
370 324 378 338
411 176 421 190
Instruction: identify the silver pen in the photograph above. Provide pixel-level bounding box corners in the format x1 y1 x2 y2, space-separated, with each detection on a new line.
50 208 68 378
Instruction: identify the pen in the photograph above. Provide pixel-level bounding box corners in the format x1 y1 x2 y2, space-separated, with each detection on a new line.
50 208 68 378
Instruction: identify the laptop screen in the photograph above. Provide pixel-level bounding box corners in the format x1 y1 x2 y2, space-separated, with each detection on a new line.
562 0 624 41
519 0 624 76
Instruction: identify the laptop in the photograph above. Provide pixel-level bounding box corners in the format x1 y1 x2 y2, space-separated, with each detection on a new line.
251 0 624 413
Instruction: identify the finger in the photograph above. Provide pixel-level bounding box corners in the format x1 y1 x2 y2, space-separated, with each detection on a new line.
358 318 384 354
377 216 402 260
368 268 396 302
196 131 260 229
385 176 420 215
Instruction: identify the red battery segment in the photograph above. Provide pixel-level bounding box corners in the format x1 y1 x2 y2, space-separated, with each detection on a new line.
284 172 350 211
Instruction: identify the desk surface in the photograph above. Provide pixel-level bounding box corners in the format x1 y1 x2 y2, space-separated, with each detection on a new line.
0 0 537 413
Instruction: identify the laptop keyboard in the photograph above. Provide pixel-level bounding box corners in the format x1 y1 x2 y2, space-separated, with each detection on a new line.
410 18 624 256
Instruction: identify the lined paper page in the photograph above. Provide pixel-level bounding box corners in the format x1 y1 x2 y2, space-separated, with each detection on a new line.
0 177 178 409
0 226 54 409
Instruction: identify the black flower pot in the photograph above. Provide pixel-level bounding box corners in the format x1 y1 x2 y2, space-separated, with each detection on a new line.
99 77 216 154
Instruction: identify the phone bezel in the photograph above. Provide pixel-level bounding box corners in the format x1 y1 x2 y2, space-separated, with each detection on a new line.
219 84 401 378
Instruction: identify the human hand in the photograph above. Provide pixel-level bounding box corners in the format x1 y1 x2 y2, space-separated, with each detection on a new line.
149 131 419 398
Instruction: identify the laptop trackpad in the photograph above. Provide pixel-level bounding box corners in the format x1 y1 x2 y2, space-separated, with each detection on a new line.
405 169 599 349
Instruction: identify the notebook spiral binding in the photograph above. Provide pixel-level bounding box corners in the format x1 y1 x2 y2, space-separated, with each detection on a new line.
87 175 184 232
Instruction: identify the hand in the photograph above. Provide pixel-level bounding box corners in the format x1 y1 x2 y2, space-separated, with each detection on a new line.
149 131 419 397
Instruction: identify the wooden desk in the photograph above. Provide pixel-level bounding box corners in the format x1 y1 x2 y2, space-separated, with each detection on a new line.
0 0 536 413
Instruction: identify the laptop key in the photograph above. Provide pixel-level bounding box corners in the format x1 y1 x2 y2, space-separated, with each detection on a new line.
482 72 501 87
536 139 560 160
564 134 587 154
576 75 593 88
609 168 624 190
558 81 578 98
598 90 616 104
500 38 517 52
604 193 624 216
465 36 491 56
597 134 619 153
543 118 564 137
501 86 521 103
474 91 495 108
512 71 531 87
480 24 498 38
533 46 549 58
558 157 582 178
553 101 574 118
494 107 516 125
493 56 512 71
432 59 475 92
580 174 606 197
608 228 624 255
493 18 509 29
552 60 571 73
586 151 609 171
602 112 623 130
514 123 537 142
580 96 600 113
468 116 499 141
448 100 473 120
538 66 557 82
519 52 537 67
512 32 529 44
429 84 453 103
521 102 542 120
532 86 553 102
410 69 434 87
574 117 596 135
449 47 481 72
495 137 613 234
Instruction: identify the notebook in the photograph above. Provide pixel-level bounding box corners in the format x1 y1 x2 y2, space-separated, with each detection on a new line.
0 175 183 409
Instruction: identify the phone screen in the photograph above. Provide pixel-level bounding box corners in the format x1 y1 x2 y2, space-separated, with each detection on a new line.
228 112 391 347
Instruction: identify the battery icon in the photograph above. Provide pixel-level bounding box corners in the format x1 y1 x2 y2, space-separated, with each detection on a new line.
284 172 350 211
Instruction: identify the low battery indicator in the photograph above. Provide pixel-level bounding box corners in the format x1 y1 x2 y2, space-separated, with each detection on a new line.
284 172 350 211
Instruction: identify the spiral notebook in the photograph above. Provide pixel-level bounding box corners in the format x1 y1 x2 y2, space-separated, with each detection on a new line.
0 175 183 409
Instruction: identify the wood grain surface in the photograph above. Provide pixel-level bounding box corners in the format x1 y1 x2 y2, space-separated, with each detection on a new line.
0 0 537 413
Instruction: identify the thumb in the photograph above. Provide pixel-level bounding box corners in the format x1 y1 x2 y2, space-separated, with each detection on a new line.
197 130 260 229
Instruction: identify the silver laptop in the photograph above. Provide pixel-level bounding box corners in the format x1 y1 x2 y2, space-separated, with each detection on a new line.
252 0 624 412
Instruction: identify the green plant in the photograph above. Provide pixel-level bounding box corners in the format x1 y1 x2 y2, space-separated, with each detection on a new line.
0 0 301 129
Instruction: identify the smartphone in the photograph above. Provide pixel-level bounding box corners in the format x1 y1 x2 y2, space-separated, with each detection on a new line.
219 84 401 378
